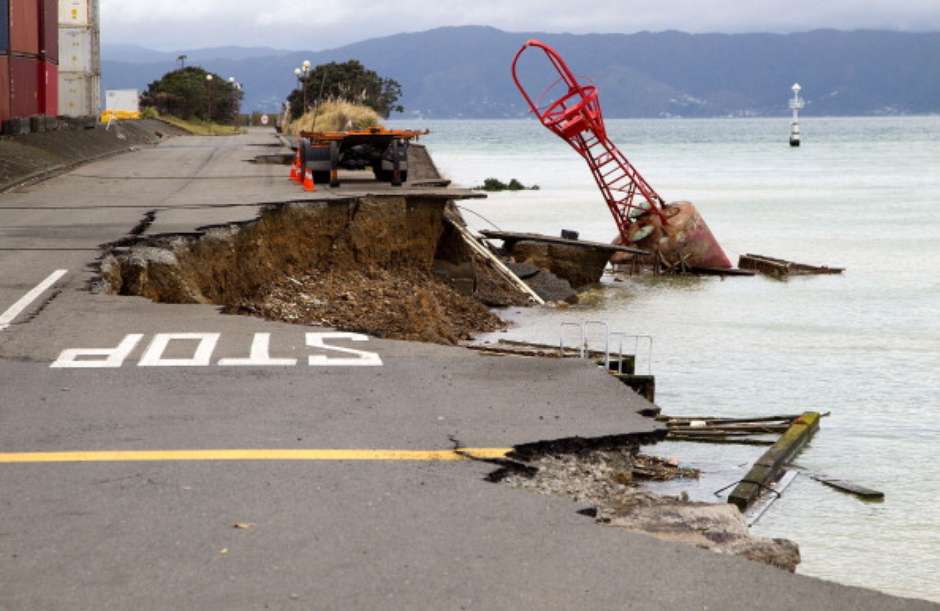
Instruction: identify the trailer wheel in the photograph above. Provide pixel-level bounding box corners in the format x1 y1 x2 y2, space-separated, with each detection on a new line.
329 141 341 187
299 139 313 169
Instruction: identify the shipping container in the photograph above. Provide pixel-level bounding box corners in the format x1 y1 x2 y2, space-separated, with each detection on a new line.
10 55 39 116
41 59 56 114
58 27 95 72
0 55 10 122
1 0 9 53
40 0 57 63
59 0 91 27
10 0 40 55
58 70 97 116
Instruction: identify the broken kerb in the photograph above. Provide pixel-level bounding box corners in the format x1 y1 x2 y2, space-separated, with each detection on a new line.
487 433 802 573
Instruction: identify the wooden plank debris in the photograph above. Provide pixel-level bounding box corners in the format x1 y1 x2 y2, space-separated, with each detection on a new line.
807 473 885 501
480 229 649 256
738 253 844 279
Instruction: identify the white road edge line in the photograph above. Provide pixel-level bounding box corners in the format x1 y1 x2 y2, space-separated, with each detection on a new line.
0 269 68 331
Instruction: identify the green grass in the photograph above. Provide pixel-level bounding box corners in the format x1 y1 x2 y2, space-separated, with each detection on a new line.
157 114 244 136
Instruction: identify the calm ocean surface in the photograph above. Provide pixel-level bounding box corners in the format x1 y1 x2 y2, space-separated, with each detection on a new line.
391 117 940 602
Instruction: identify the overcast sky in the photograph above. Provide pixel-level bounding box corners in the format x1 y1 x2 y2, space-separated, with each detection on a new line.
101 0 940 51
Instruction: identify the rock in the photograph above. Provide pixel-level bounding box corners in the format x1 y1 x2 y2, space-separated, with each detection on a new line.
606 497 801 572
525 270 578 304
505 260 540 280
508 240 611 288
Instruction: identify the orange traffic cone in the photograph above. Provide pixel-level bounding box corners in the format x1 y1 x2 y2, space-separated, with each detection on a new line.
303 168 316 192
289 151 301 183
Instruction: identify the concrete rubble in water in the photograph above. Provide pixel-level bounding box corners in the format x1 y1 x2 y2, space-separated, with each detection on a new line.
493 443 801 572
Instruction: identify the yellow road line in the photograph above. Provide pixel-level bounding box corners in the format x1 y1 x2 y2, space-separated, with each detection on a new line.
0 448 512 464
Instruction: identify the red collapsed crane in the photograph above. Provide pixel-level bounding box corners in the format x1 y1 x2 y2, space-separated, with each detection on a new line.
511 39 732 269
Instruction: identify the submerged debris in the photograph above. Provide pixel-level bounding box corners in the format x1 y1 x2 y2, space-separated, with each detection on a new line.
738 253 845 279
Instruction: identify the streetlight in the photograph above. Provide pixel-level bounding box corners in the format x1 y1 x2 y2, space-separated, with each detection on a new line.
229 77 242 126
295 60 312 113
206 73 214 123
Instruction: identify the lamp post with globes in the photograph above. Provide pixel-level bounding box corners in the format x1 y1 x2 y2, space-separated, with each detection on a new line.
229 77 242 127
205 73 214 123
294 59 312 114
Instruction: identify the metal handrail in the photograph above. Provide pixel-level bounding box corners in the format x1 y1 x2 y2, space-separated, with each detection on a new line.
607 332 629 374
560 321 651 375
583 320 610 370
559 322 585 358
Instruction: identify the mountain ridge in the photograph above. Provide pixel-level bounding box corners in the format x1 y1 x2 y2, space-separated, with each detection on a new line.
101 26 940 117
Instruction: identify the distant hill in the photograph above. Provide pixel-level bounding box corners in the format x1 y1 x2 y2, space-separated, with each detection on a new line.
101 26 940 117
102 44 294 64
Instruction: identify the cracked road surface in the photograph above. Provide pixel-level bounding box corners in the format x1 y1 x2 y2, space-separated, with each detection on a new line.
0 129 935 610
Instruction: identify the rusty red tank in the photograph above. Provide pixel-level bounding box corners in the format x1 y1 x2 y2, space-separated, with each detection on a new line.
611 201 732 269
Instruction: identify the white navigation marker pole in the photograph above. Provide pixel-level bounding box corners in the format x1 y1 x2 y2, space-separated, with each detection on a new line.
789 83 805 147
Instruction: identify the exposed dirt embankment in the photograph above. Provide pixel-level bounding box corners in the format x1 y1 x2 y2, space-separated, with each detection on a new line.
101 196 513 344
0 119 189 192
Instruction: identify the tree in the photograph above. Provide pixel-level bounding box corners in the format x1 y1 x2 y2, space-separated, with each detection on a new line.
140 66 243 124
287 60 403 120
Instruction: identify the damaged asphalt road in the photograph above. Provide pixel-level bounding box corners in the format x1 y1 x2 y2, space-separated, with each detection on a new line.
0 129 936 610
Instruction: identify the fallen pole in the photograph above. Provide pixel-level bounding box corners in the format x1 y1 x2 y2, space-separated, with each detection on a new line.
728 411 821 511
446 218 545 305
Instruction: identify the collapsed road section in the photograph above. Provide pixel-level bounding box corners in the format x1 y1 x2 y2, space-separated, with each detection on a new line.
98 195 545 344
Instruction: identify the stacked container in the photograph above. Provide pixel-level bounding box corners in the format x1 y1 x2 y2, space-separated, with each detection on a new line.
1 0 10 123
57 0 99 117
1 0 59 124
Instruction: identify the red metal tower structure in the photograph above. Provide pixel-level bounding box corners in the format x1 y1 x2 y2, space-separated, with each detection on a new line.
511 39 668 242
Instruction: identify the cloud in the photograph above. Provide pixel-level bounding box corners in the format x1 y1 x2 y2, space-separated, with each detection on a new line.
100 0 940 50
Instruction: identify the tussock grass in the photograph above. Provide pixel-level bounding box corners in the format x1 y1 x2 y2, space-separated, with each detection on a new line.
288 99 381 134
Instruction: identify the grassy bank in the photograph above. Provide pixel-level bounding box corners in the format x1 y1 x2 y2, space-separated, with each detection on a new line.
155 114 243 136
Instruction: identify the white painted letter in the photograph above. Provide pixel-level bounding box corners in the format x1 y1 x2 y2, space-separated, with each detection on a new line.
218 333 298 367
306 332 383 367
50 334 143 369
138 333 220 367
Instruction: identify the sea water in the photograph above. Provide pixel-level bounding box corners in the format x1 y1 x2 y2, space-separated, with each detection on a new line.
390 116 940 602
